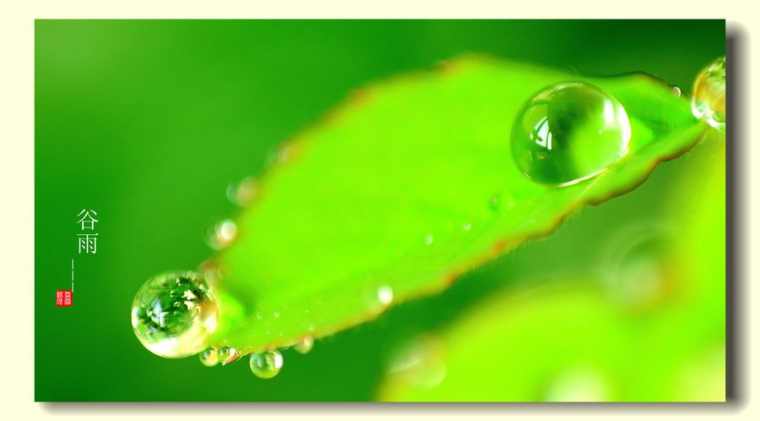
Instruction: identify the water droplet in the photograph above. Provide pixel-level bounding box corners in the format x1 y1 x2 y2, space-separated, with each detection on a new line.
131 271 218 358
671 86 682 97
199 347 219 367
511 81 631 186
294 336 314 354
377 285 394 307
249 350 284 379
462 223 472 232
424 234 434 246
488 194 501 211
217 346 240 365
603 226 672 308
207 219 238 250
692 56 726 130
226 177 258 206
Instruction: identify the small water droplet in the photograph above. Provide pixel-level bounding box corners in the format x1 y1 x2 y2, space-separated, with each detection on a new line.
218 346 241 365
377 285 394 307
249 350 284 379
462 223 472 232
511 81 631 186
692 56 726 130
207 219 238 250
424 234 434 246
294 336 314 354
604 227 672 309
488 194 501 211
671 86 682 97
273 311 280 319
226 177 259 206
131 271 218 358
199 347 219 367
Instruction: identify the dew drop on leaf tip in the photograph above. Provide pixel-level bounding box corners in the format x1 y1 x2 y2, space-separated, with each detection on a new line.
207 219 238 250
691 56 726 130
130 271 218 358
511 81 631 187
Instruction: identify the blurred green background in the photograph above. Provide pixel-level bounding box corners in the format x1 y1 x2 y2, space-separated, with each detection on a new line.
35 20 724 401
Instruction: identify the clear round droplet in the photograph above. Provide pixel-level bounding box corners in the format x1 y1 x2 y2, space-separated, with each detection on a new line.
207 219 238 250
377 285 394 307
294 336 314 354
249 350 284 379
218 346 241 365
691 56 726 130
199 347 219 367
131 271 218 358
511 81 631 186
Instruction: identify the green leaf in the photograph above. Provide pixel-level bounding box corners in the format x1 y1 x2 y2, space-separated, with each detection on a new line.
209 56 706 352
377 137 725 402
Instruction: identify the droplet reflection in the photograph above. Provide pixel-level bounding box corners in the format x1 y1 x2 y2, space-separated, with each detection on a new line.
511 81 631 186
131 271 218 358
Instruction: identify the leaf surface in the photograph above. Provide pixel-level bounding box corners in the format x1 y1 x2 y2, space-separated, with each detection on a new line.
210 56 706 352
378 138 725 401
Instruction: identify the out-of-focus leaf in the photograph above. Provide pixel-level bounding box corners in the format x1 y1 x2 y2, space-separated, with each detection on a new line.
378 138 725 401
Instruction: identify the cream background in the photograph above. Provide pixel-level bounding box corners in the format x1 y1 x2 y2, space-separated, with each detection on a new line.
0 1 754 418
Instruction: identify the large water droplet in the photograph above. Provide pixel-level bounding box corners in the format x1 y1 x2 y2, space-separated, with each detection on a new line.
294 336 314 354
131 271 218 358
691 56 726 130
249 350 284 379
511 81 631 186
199 347 219 367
